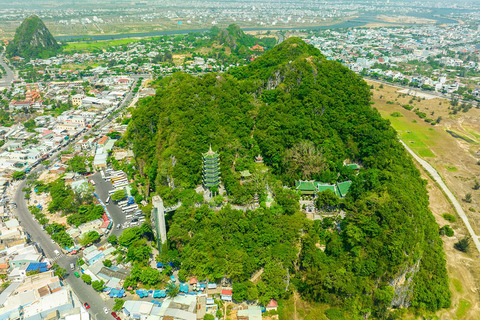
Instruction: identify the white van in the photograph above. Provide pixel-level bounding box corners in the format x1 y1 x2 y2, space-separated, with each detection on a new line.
54 250 60 256
106 196 111 204
70 263 75 271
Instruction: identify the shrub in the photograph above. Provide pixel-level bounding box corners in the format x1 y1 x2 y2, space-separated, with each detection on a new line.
325 308 345 320
443 213 456 223
454 237 470 253
439 225 454 237
390 112 403 117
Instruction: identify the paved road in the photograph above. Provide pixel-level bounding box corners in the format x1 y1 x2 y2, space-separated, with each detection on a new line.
0 52 14 87
400 141 480 255
14 167 114 320
8 75 149 319
91 172 126 238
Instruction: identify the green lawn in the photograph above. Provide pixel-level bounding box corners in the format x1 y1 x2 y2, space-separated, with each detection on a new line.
452 278 463 293
385 115 438 157
64 38 142 53
456 299 471 319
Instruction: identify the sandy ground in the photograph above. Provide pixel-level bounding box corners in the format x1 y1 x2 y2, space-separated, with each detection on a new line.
360 22 403 28
397 88 438 100
369 80 480 318
377 15 437 24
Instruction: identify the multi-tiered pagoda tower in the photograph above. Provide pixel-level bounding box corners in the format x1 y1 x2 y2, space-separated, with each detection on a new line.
202 145 220 188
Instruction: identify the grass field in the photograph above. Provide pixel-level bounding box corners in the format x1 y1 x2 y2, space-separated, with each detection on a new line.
64 38 142 53
452 278 463 293
456 299 472 319
381 112 438 157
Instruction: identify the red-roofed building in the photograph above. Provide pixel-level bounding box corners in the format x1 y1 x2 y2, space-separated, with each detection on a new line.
221 289 232 301
189 277 198 285
97 136 108 145
266 299 278 311
250 44 264 52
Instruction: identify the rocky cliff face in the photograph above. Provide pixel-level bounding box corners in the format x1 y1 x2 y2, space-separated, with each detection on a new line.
7 15 61 60
390 260 420 308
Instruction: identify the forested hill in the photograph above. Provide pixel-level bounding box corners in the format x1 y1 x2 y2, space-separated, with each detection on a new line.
6 15 61 60
209 24 276 54
126 38 450 318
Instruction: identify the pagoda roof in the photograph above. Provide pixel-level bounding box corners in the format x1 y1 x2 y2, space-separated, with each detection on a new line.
203 144 219 159
337 181 352 198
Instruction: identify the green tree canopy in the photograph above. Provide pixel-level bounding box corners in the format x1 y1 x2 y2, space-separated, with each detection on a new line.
80 231 100 246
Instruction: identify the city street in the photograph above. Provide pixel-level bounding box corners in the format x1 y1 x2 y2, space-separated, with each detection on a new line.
0 52 15 88
14 167 114 320
91 172 126 237
7 75 148 320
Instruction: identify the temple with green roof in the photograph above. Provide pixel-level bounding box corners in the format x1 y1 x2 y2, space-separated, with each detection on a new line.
202 145 221 188
296 180 352 198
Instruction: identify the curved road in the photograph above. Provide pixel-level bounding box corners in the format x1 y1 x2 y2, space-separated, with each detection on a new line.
14 167 114 320
9 75 148 319
0 52 14 87
400 141 480 255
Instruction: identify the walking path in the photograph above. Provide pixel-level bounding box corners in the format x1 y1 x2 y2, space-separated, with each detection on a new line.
400 141 480 255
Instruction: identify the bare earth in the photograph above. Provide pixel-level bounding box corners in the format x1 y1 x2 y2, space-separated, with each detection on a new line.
377 15 437 24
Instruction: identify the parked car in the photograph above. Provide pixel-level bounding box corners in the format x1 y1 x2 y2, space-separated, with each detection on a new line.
84 302 90 309
104 307 108 314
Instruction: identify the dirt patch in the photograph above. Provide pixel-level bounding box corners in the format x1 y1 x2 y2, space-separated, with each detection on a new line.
39 171 61 184
172 53 191 65
377 15 437 24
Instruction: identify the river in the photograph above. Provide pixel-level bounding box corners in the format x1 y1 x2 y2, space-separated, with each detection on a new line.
56 9 460 42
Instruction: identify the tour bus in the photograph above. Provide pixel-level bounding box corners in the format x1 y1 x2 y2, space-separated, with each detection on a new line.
122 204 138 212
125 214 133 220
123 208 138 214
113 179 128 186
113 179 128 185
113 183 129 189
106 221 113 231
117 200 128 206
124 207 137 214
111 175 127 181
109 171 124 177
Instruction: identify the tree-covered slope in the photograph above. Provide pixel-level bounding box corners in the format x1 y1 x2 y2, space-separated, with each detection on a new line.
7 15 61 60
209 24 276 56
127 38 450 318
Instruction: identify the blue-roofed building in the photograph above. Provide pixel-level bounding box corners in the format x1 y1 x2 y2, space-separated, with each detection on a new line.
207 283 216 289
26 262 48 273
153 290 166 298
179 283 189 293
109 288 125 298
